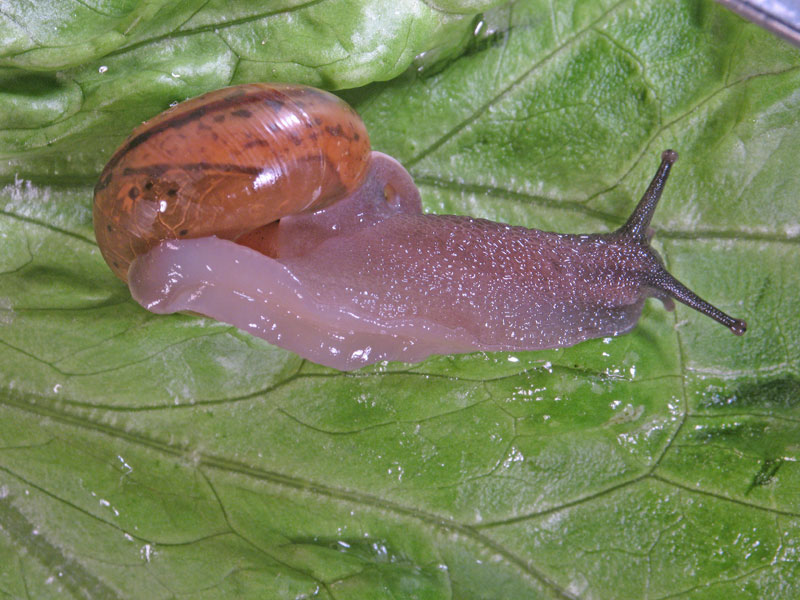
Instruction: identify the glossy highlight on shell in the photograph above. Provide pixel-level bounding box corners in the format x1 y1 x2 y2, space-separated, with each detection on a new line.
94 83 747 370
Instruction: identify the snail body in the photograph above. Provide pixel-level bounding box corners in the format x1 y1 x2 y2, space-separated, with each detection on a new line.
94 83 746 370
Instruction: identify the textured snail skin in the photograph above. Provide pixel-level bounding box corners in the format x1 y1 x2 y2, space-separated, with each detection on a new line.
95 84 747 370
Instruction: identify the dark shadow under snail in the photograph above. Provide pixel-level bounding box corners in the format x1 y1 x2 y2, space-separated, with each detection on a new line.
93 83 747 370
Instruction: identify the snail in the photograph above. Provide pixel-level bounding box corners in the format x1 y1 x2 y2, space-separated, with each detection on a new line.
94 83 747 371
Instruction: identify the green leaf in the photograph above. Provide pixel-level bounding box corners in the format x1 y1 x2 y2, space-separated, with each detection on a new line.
2 0 799 598
0 0 489 179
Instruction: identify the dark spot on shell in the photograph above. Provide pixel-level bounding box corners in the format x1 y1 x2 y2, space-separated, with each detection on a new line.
144 181 154 190
225 89 247 102
113 260 119 267
167 188 178 196
106 224 113 232
353 133 360 141
128 187 139 200
243 139 270 150
301 87 331 103
262 98 285 112
213 114 226 123
231 109 252 119
176 106 208 129
180 229 188 236
325 124 344 137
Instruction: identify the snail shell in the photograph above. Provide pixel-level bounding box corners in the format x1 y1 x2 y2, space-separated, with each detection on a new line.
94 83 370 280
93 83 747 370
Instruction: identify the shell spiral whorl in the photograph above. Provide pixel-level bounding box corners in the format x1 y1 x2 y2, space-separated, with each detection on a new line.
93 83 371 281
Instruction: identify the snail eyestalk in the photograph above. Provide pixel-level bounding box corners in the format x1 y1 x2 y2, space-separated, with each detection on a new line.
646 270 747 335
619 149 747 336
617 149 679 240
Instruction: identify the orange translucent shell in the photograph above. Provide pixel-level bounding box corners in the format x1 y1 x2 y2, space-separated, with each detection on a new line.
93 83 371 281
